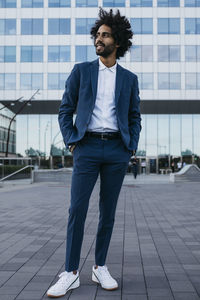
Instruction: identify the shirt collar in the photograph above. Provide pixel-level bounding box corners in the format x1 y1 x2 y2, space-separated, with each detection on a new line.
99 58 117 72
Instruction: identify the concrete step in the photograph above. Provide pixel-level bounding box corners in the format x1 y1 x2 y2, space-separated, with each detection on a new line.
0 179 32 186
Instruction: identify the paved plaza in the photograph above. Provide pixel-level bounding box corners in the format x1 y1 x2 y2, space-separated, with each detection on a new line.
0 174 200 300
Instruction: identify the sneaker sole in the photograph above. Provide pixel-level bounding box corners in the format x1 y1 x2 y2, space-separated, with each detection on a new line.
92 272 118 291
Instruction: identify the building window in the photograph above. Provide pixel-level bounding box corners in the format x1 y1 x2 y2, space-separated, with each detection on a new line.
185 45 200 61
76 0 98 6
48 19 70 35
158 45 180 61
0 46 16 62
130 46 153 62
21 46 43 62
185 0 200 7
130 0 152 6
185 18 200 34
21 19 43 35
130 18 153 34
157 0 180 6
20 73 43 90
48 0 70 7
137 73 154 89
158 18 180 34
21 0 43 7
185 73 200 89
103 0 125 7
48 46 70 62
0 74 16 90
0 19 16 35
48 73 68 90
76 18 95 34
75 46 97 61
158 73 181 89
0 0 16 7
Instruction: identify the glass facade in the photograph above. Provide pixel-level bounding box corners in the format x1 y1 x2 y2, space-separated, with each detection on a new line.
48 73 68 90
0 3 200 165
16 114 200 158
139 115 200 157
185 46 200 61
21 46 43 62
0 74 16 90
158 18 180 34
48 46 70 62
76 18 95 34
137 73 154 90
0 19 16 35
21 0 43 7
0 104 16 154
185 18 200 34
76 0 98 6
158 73 181 90
157 0 180 6
0 46 16 62
185 73 200 90
158 45 180 62
130 0 152 6
103 0 125 7
48 19 70 35
20 73 43 90
185 0 200 7
48 0 70 7
75 46 97 61
0 0 16 7
21 19 43 35
130 18 153 34
131 46 153 62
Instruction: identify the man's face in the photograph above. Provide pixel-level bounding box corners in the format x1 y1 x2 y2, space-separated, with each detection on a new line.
94 24 118 58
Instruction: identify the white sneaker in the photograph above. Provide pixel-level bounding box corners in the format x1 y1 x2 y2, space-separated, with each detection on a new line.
92 265 118 290
47 271 80 298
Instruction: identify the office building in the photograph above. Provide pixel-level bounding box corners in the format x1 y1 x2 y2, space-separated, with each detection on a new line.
0 0 200 172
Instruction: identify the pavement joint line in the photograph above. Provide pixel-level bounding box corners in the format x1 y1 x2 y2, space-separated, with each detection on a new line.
120 190 127 300
136 190 200 299
0 209 66 266
1 176 200 299
131 189 150 300
40 199 99 299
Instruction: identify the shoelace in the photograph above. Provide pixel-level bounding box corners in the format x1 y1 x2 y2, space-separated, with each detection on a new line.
98 266 112 280
57 272 71 287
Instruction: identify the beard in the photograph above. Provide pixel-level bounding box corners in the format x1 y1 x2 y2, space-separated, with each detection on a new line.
95 42 116 58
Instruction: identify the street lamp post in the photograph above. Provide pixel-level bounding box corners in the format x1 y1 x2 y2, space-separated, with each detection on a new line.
44 121 50 157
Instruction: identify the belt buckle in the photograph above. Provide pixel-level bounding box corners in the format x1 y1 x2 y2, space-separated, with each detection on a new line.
101 133 108 140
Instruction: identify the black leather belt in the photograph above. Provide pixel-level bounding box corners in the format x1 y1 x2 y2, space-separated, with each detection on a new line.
85 131 120 140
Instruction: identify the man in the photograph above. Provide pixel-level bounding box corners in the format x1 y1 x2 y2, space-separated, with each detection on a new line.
47 8 141 298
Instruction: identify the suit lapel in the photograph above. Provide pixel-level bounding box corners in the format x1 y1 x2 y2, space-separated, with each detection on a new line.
115 64 124 106
90 59 99 103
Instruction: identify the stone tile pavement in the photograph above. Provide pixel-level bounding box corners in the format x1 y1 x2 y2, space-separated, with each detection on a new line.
0 174 200 300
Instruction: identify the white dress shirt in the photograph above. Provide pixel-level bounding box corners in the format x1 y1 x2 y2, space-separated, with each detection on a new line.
87 58 118 132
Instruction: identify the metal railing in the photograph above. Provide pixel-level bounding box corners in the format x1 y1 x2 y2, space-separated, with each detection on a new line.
0 165 34 183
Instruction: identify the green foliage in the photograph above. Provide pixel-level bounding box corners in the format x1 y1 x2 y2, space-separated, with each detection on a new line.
181 149 193 156
25 147 45 157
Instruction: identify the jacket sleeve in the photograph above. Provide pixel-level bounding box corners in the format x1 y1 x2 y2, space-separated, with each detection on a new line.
58 64 80 147
128 75 142 151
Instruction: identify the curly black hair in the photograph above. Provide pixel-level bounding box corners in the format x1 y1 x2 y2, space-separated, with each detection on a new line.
90 8 133 59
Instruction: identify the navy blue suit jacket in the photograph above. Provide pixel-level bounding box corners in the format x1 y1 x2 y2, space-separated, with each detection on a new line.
58 59 141 151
